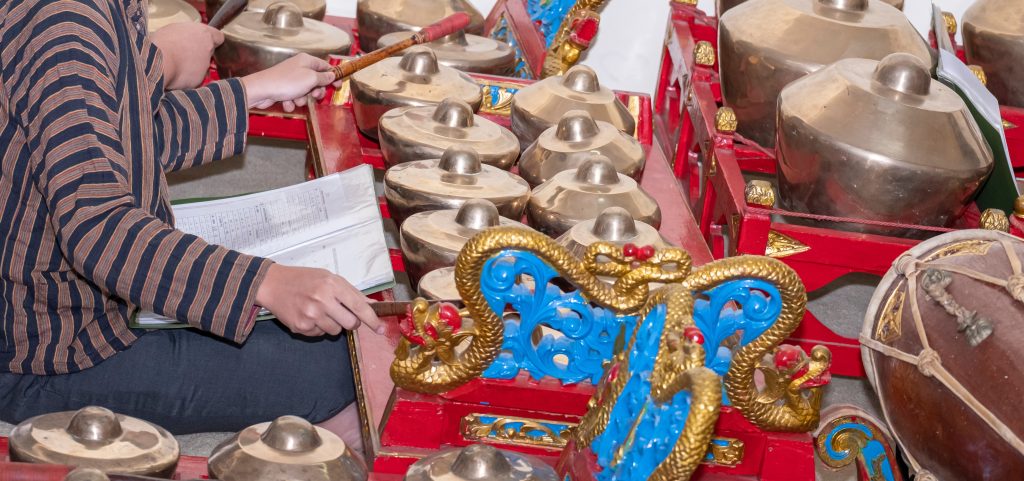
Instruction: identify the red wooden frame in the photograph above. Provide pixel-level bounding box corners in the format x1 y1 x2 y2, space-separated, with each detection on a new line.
653 2 1024 379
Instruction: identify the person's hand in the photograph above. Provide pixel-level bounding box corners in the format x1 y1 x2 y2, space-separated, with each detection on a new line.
150 22 223 90
241 53 338 112
255 264 384 337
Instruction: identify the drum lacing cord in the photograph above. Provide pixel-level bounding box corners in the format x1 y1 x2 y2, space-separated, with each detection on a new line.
860 237 1024 476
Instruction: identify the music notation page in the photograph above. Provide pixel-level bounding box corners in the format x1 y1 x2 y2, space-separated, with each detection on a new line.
136 165 394 327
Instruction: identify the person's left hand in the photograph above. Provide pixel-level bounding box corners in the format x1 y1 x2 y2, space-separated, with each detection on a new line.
151 22 224 90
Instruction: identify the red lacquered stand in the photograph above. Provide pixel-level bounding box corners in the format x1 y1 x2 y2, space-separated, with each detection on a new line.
654 2 1024 379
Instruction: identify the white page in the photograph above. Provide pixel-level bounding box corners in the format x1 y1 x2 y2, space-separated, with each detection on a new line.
137 165 394 326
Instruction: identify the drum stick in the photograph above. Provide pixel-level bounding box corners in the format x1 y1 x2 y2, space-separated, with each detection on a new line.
207 0 248 29
331 12 471 81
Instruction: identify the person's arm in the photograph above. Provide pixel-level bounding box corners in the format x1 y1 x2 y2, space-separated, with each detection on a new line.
16 17 268 342
150 22 224 91
155 53 338 172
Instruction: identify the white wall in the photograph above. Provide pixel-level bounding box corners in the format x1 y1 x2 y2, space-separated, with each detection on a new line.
325 1 984 96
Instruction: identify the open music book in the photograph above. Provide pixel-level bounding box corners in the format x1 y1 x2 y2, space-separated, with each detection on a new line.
133 165 395 328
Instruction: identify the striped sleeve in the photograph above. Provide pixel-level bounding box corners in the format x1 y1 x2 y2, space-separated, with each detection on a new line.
154 78 249 172
15 15 271 343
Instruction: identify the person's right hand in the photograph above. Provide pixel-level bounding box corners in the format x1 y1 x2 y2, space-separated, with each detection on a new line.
255 264 383 337
240 53 338 112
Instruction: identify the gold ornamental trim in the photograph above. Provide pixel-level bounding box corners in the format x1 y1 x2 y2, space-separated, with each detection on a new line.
968 65 988 86
461 414 572 449
715 107 737 134
477 80 519 116
694 41 715 67
765 231 811 259
744 180 775 207
924 239 995 261
980 208 1010 233
942 11 957 35
874 288 905 344
627 95 642 141
1004 119 1018 130
706 437 745 467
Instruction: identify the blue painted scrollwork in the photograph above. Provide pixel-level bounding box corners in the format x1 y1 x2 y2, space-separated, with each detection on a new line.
489 15 534 78
819 420 900 481
527 0 577 46
480 251 633 384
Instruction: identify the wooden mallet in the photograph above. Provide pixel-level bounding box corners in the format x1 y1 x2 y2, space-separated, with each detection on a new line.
331 12 472 81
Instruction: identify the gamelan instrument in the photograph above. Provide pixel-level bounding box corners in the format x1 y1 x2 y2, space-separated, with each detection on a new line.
206 0 247 29
962 0 1024 108
862 229 1024 480
207 0 327 21
384 146 530 226
332 12 472 80
146 0 200 33
378 98 520 170
207 415 367 481
215 2 352 77
404 444 558 481
8 406 180 477
518 109 645 187
376 29 516 75
399 198 531 284
349 46 482 139
718 0 930 147
717 0 903 15
355 0 485 53
775 52 993 235
527 155 660 236
555 206 669 260
510 65 635 148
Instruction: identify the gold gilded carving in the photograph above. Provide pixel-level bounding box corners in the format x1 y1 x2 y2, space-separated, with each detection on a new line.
968 65 988 86
942 11 957 35
1015 195 1024 218
391 228 692 394
460 414 572 449
542 1 606 77
706 437 745 467
765 231 810 259
875 288 905 344
627 95 642 141
477 81 518 116
694 41 715 67
980 208 1010 233
1004 119 1018 130
715 107 737 133
924 239 995 261
330 78 351 106
744 180 775 207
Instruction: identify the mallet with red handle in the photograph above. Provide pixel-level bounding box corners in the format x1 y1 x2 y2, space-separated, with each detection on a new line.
331 12 471 81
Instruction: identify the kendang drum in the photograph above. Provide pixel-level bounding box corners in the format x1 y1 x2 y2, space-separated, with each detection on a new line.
207 0 327 20
147 0 200 32
775 53 993 235
383 146 530 225
215 2 351 77
862 229 1024 480
376 30 516 75
207 415 367 481
718 0 930 147
510 65 635 148
9 406 179 477
962 0 1024 108
356 0 485 52
404 444 558 481
518 109 645 187
378 98 519 169
350 47 482 139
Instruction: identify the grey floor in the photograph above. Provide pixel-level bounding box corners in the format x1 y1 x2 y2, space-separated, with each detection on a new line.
0 141 883 480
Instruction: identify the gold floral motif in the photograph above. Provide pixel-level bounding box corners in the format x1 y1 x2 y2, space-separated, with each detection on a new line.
765 231 811 259
694 41 716 68
744 180 775 207
715 107 737 133
542 0 606 77
1004 119 1018 130
968 65 988 86
460 414 572 449
706 437 745 467
924 239 995 261
875 288 905 344
942 11 957 35
980 208 1010 233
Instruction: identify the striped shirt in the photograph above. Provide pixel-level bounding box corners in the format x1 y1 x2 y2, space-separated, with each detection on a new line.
0 0 273 375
